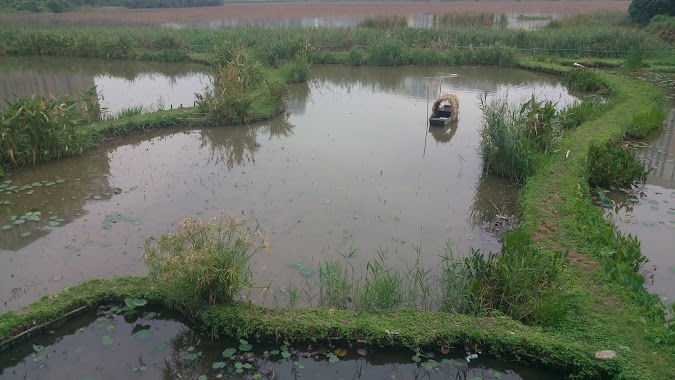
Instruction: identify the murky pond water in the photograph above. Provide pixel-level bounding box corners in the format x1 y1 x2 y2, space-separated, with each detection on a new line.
0 58 578 312
0 57 209 115
599 110 675 303
0 305 564 380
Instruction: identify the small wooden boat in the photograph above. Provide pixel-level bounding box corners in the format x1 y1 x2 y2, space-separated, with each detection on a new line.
429 93 459 127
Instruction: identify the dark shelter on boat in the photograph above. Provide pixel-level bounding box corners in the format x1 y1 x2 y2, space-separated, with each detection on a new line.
430 93 459 126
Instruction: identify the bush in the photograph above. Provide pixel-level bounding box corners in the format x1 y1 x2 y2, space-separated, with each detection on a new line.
16 0 40 12
628 0 675 25
143 216 269 311
586 141 648 188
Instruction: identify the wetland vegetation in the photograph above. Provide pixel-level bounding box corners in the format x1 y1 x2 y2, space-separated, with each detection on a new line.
1 3 675 379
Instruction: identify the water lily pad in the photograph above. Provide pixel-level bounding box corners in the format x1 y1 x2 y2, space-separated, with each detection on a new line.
26 190 34 195
13 219 25 225
56 178 65 183
642 220 656 226
102 224 112 229
281 351 292 358
149 342 169 352
212 361 226 369
648 199 659 205
134 329 153 340
45 182 55 187
239 339 252 352
101 336 114 346
93 195 102 200
222 348 237 358
1 225 12 230
21 231 32 238
33 344 44 352
185 352 199 361
48 221 61 227
198 376 207 380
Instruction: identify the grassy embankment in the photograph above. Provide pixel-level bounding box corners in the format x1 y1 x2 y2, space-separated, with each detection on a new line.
0 18 674 379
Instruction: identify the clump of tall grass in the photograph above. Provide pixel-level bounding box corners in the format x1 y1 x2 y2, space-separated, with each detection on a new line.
557 96 609 130
586 141 648 188
196 48 264 124
357 248 403 311
433 12 504 28
0 92 95 175
564 69 607 93
478 94 561 182
106 105 147 120
367 40 406 66
318 259 354 310
456 229 568 325
622 106 666 138
358 14 408 29
278 56 310 83
622 45 646 72
547 10 630 28
143 215 270 311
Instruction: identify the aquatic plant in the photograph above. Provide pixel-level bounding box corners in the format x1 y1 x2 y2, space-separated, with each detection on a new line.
621 105 666 138
196 48 263 124
433 12 503 28
142 215 270 311
585 141 648 188
557 96 609 130
357 248 403 311
564 69 607 93
278 56 310 83
358 15 408 29
0 92 93 175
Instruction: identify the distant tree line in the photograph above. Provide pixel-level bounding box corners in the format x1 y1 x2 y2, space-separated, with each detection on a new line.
3 0 223 13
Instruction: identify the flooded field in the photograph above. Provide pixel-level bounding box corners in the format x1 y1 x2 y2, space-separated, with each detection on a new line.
0 304 564 380
0 1 629 29
0 58 578 312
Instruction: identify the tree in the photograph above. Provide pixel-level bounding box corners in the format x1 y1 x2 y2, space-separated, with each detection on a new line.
628 0 675 24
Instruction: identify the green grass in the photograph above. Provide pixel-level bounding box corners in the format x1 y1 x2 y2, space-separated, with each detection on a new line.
358 14 408 29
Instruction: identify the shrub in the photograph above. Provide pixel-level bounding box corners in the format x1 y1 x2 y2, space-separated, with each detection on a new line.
143 216 269 311
47 0 72 13
628 0 675 25
586 141 648 188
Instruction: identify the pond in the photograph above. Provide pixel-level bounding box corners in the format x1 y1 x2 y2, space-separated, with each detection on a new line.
0 304 565 380
0 58 578 312
0 56 210 115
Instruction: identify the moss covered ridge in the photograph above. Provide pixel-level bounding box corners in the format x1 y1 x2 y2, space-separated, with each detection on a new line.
0 277 609 378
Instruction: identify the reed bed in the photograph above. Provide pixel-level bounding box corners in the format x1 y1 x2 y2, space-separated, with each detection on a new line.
433 12 506 28
358 14 408 29
0 24 669 62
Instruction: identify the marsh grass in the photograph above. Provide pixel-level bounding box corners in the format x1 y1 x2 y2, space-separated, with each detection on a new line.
142 215 270 311
621 106 666 138
357 248 403 311
433 12 504 28
558 96 609 130
358 15 408 29
547 10 630 29
278 56 310 83
622 45 646 72
0 91 94 175
479 95 559 182
586 141 648 188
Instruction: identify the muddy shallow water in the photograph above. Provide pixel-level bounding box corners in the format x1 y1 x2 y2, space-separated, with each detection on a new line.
601 110 675 303
0 305 564 380
0 59 578 312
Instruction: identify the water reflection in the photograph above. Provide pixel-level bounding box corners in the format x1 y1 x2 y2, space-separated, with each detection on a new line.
0 309 564 380
0 60 577 313
0 56 209 114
